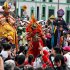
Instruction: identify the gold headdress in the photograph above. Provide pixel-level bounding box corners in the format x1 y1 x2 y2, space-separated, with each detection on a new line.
2 2 11 10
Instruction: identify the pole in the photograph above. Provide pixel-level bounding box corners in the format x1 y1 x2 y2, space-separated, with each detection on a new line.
13 0 16 18
18 0 20 17
58 0 59 10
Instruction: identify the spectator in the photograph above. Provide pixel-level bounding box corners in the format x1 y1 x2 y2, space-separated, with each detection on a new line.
33 55 42 69
15 55 19 66
51 47 62 56
0 44 3 53
36 67 43 70
24 54 34 66
67 33 70 46
63 46 70 70
16 54 25 70
49 47 63 68
0 56 4 70
42 52 53 69
45 32 51 49
14 67 20 70
24 44 28 55
18 46 25 55
44 67 54 70
63 31 68 46
4 60 15 70
26 67 34 70
54 54 66 70
1 43 12 60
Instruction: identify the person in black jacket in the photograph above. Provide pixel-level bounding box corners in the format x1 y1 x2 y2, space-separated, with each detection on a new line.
53 9 68 47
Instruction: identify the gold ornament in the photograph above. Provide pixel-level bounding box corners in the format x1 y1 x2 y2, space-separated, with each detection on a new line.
22 5 27 11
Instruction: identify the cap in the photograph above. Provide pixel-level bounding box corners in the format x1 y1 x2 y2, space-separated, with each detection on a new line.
63 46 70 52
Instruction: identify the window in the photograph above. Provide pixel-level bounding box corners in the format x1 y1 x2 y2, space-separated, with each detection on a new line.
48 9 54 17
32 0 34 1
49 0 52 2
1 2 4 5
0 1 4 5
21 9 23 17
66 10 70 23
67 0 70 3
43 0 46 2
31 7 34 16
42 7 45 17
31 9 34 15
16 8 18 17
37 6 39 20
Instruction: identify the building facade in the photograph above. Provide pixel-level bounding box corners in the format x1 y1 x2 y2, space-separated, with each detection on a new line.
0 0 5 6
14 0 70 23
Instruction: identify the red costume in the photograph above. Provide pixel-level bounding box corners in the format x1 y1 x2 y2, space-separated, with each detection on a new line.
42 50 53 69
26 15 45 59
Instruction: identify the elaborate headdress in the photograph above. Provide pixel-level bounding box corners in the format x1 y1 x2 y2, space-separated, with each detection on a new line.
2 2 11 11
26 14 43 39
57 9 64 17
26 14 42 33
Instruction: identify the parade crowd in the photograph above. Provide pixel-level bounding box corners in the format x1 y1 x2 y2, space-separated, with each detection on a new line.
0 2 70 70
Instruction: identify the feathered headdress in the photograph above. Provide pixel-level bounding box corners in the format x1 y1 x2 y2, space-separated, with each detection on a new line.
26 14 42 33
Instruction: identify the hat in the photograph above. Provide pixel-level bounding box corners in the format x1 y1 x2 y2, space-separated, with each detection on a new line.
57 9 64 17
49 15 55 19
63 46 70 52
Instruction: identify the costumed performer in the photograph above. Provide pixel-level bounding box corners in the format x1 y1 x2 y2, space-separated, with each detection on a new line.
0 2 18 51
26 15 45 59
53 9 68 47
